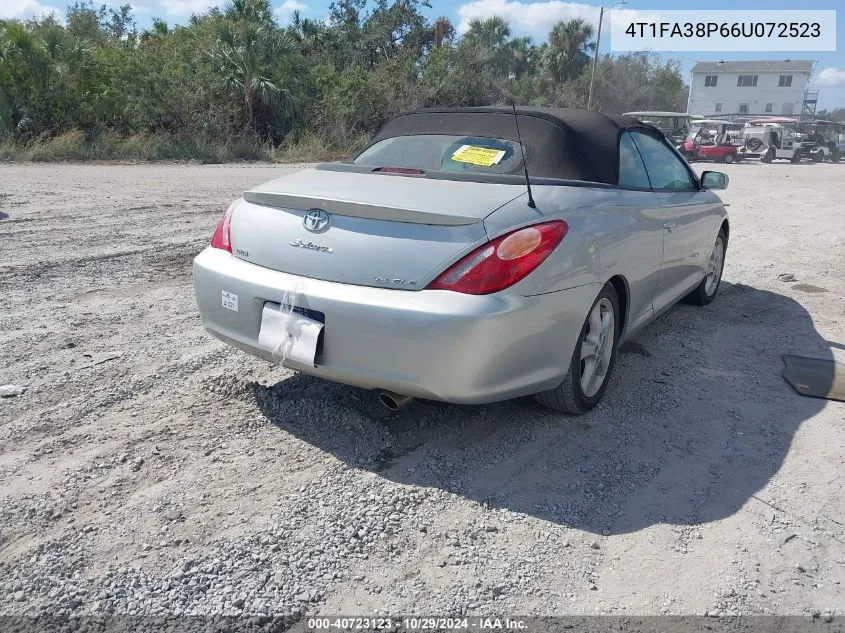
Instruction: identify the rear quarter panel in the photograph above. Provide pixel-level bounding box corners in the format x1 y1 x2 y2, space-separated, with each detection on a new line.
486 184 665 327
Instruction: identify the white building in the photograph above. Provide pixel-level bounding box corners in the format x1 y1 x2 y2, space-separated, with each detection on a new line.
687 60 815 118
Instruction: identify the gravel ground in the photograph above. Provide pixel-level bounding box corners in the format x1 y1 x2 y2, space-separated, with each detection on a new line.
0 162 843 623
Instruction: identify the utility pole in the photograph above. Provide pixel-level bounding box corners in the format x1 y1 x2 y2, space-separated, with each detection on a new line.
587 6 604 111
588 1 626 111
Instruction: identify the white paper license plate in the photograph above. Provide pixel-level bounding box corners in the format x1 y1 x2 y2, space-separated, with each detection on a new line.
258 302 323 367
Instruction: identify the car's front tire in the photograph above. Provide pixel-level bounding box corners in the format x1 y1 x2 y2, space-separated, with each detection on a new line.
684 229 726 306
535 283 619 414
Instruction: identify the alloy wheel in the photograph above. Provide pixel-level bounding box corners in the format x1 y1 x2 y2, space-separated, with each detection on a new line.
579 298 615 398
705 236 724 296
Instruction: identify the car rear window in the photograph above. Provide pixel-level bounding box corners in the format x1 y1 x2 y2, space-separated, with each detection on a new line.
353 134 525 175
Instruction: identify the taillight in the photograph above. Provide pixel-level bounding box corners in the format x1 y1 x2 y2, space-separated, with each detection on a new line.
427 220 568 295
210 203 236 253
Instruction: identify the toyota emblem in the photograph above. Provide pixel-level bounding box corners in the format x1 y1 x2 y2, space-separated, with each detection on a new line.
303 209 331 233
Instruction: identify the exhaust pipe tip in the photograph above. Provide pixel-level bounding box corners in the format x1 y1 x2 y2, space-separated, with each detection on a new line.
378 391 414 411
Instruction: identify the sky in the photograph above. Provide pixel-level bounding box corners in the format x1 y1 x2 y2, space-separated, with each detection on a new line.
3 0 844 109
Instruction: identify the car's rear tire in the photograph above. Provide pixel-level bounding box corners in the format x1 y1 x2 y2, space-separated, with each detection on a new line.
534 283 619 414
683 229 726 306
723 153 735 164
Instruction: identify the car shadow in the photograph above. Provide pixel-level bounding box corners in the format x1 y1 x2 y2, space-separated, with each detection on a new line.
251 281 832 535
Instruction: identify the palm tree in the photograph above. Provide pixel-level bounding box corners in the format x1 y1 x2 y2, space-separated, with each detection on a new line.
543 18 595 83
289 10 306 38
463 16 510 50
225 0 275 32
1 22 54 130
210 10 300 137
508 36 536 80
288 10 327 56
462 17 512 77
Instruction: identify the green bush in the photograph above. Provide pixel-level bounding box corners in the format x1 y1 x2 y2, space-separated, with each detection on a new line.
0 132 285 162
0 0 689 163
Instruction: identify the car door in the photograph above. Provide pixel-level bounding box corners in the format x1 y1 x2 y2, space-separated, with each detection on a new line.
613 131 665 331
630 130 715 312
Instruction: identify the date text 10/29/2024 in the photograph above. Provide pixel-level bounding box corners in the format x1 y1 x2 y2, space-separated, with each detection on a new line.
306 617 528 631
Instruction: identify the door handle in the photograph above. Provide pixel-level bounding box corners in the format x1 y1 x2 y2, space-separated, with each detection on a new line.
663 221 676 229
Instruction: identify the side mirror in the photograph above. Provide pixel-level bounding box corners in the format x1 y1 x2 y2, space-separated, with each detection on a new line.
701 171 729 190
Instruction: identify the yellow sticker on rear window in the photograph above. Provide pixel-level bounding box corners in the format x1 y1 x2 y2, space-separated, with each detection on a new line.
450 145 506 167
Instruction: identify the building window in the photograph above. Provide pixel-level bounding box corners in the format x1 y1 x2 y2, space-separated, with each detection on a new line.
782 103 794 115
704 75 718 87
737 75 758 87
738 104 749 114
714 103 722 113
778 74 793 87
765 103 773 113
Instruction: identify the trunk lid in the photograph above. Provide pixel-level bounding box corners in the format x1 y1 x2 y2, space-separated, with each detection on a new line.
230 167 525 289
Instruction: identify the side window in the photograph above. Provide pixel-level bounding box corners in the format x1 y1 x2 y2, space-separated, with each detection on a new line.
618 132 651 188
630 132 697 191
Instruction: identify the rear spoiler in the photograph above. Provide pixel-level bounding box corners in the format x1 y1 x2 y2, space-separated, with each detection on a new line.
242 190 482 226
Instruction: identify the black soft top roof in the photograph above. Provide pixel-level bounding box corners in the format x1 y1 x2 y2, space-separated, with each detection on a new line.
366 107 660 185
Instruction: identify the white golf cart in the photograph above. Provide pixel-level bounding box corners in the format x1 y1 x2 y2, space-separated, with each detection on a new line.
736 124 807 163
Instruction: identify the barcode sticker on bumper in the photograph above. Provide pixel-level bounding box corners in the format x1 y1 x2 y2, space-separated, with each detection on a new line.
222 290 238 312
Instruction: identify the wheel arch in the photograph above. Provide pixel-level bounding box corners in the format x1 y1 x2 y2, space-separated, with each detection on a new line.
606 274 629 339
720 217 730 245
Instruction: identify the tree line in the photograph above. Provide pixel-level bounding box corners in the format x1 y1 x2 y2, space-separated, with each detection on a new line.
0 0 689 160
817 108 845 122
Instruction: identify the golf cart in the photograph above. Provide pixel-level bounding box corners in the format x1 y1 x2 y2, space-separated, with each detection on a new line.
795 120 843 162
736 124 807 163
623 111 702 146
680 119 742 163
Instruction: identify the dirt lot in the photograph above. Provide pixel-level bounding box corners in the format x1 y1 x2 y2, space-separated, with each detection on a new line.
1 162 843 621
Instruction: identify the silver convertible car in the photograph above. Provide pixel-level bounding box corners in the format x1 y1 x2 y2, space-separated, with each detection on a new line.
193 107 729 414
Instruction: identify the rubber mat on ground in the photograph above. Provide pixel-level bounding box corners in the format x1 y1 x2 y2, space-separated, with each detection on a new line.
782 354 845 402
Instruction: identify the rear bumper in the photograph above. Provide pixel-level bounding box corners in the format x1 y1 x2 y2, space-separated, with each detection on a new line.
192 248 600 404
